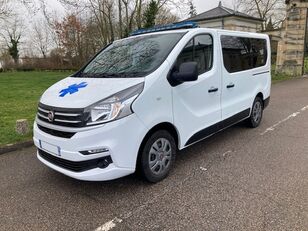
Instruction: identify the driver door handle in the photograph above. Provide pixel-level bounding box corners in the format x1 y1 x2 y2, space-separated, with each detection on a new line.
208 87 218 93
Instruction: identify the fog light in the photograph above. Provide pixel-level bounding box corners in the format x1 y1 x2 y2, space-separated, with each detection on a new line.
97 158 112 169
80 148 109 155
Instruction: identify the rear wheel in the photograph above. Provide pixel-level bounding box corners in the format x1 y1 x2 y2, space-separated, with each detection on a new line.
247 97 263 128
139 130 176 183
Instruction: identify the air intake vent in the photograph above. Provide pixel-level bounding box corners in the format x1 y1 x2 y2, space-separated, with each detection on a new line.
38 149 113 172
37 124 76 139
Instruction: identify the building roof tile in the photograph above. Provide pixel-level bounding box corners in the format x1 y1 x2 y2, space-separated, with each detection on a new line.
186 2 263 22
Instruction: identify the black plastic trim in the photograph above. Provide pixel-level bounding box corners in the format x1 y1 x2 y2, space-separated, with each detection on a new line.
253 71 270 76
38 103 88 128
37 124 76 139
226 84 235 88
38 149 113 172
39 102 84 112
185 108 251 146
264 97 270 109
208 87 219 93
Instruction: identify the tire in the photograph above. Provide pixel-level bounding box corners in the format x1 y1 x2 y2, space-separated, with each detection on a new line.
247 97 263 128
139 130 176 183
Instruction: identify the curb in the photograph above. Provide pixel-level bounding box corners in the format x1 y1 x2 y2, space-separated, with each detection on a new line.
0 141 34 155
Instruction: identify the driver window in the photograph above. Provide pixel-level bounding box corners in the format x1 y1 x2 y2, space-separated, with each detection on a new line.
175 34 213 75
175 39 194 71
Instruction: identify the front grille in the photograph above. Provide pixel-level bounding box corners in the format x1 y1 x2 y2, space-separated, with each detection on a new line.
37 103 89 128
38 149 113 172
37 124 76 139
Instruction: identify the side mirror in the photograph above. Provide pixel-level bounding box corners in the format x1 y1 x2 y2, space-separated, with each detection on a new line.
169 62 198 86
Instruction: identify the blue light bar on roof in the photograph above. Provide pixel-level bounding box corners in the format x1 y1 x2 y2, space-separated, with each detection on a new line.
130 21 199 36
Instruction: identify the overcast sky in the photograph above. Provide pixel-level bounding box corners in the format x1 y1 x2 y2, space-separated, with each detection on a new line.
195 0 233 13
46 0 234 16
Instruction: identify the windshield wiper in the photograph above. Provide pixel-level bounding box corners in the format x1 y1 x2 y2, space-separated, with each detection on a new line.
78 72 145 78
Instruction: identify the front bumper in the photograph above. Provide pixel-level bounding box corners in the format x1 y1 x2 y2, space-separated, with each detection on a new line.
33 114 147 181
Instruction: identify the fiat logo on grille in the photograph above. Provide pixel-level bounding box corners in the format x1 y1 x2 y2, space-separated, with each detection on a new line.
47 111 55 122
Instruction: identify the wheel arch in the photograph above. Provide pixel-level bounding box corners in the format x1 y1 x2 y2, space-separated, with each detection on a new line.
256 92 267 108
256 92 264 101
136 122 180 169
140 122 180 150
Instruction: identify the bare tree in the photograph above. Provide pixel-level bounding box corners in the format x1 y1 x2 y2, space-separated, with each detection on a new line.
0 0 10 21
32 21 52 58
231 0 241 11
0 0 188 70
57 0 185 38
118 0 123 37
1 19 23 64
238 0 286 30
156 6 179 24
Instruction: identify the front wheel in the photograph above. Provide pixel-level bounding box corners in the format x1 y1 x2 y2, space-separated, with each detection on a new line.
247 97 263 128
139 130 176 183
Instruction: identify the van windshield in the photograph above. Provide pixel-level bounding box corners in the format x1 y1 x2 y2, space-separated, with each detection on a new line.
77 33 185 78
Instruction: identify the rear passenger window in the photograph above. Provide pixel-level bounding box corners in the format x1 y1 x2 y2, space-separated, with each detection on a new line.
175 34 213 75
221 36 267 73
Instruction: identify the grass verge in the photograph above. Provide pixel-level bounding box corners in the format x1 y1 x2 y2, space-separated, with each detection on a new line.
272 71 293 84
0 71 72 146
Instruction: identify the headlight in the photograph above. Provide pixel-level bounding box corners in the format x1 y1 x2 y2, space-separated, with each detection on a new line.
86 82 144 126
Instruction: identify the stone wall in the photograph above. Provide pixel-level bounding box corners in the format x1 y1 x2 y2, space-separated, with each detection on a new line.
198 17 262 32
276 0 308 76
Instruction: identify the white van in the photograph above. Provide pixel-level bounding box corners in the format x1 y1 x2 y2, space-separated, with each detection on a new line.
33 23 271 182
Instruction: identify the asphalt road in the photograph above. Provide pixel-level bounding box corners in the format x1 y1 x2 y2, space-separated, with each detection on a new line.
1 78 308 231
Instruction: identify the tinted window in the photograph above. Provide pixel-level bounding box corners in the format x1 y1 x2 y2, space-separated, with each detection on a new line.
194 35 213 74
221 36 267 73
176 40 194 66
175 34 213 75
79 33 184 78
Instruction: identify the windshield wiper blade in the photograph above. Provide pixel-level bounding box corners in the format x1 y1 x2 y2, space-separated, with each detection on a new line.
118 72 144 77
78 72 144 78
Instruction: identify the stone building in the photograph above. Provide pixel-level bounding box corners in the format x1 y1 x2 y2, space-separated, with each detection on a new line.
185 1 263 32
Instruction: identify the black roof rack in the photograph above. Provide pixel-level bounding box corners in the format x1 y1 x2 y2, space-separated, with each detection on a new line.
130 21 199 36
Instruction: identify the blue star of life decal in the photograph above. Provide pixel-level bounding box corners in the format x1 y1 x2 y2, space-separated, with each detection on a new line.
59 82 88 97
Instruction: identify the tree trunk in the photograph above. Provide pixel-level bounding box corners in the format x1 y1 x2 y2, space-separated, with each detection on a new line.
136 0 142 29
108 9 114 42
118 0 123 38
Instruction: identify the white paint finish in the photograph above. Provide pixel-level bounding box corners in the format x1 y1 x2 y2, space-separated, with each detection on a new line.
95 217 123 231
132 61 174 132
260 105 308 136
219 31 271 120
34 114 147 169
171 31 222 148
41 77 144 108
34 28 271 181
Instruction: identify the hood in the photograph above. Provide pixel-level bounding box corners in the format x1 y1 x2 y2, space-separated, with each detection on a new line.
40 77 145 108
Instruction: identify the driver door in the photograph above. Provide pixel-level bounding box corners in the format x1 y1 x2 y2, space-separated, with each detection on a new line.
172 33 222 147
